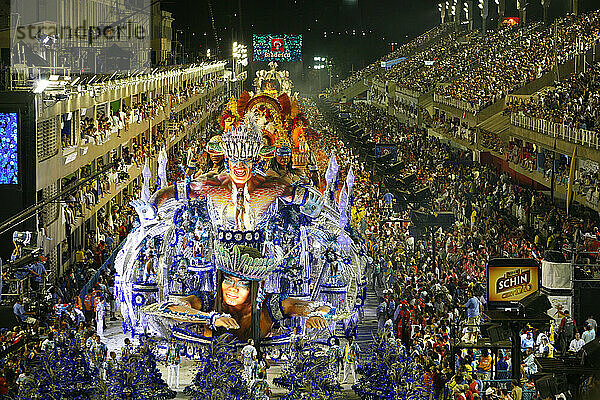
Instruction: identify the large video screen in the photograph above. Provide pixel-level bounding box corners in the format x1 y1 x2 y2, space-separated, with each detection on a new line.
0 112 18 184
253 34 302 62
487 259 539 304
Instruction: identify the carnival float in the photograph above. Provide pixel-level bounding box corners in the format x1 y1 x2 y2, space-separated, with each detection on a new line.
114 64 368 358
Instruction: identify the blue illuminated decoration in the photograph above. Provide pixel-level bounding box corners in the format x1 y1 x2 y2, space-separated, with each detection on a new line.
0 112 18 185
253 34 303 62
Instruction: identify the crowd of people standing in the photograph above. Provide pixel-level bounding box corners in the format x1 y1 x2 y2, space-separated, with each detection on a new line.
306 98 600 399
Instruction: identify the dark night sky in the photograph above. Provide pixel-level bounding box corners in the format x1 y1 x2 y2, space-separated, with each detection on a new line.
162 0 442 59
161 0 599 91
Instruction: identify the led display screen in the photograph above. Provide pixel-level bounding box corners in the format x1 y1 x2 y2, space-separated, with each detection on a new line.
0 112 18 184
375 144 398 163
252 34 302 62
487 260 539 303
502 17 519 26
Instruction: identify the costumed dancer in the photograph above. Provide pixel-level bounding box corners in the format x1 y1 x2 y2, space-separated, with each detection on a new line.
250 371 271 400
242 339 258 382
253 353 270 381
377 297 388 334
289 326 303 360
328 337 343 382
91 334 107 376
342 336 360 384
104 351 117 380
121 337 133 361
95 295 106 337
166 338 182 389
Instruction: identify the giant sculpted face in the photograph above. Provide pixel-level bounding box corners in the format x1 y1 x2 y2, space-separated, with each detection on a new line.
229 160 253 185
222 274 251 307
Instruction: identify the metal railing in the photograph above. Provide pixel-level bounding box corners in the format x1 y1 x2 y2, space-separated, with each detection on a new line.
79 241 124 305
511 113 600 149
11 65 71 90
396 87 421 99
433 92 481 114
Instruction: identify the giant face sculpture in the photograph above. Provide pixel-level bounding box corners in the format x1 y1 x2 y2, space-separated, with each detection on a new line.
229 160 253 185
209 153 224 165
276 154 291 168
222 274 251 307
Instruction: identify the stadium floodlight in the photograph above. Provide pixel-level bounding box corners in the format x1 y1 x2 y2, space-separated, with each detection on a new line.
232 42 247 66
33 79 50 93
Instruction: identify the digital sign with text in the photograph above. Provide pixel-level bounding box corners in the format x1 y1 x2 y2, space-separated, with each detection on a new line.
487 260 539 303
253 34 302 62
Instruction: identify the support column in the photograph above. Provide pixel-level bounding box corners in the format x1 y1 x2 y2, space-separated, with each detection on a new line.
517 0 526 26
497 0 505 29
542 0 550 25
480 0 488 36
454 0 460 32
510 322 522 381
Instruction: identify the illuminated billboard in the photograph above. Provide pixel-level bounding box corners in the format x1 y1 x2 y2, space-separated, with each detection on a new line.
0 112 18 184
502 17 519 26
487 258 539 304
253 34 302 62
375 144 398 163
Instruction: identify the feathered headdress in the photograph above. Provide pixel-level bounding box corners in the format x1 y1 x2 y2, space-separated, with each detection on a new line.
219 109 238 130
214 244 276 281
221 112 264 161
275 134 292 156
206 135 224 155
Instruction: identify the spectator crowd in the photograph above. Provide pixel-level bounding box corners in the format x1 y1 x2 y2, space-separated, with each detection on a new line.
306 98 600 399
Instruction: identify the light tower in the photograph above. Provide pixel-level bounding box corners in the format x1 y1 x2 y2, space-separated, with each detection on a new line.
478 0 488 35
517 0 526 26
541 0 551 24
452 0 459 30
438 2 447 24
496 0 505 29
463 1 473 31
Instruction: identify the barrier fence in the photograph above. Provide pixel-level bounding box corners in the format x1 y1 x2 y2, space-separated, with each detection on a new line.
433 92 481 114
79 241 124 306
511 113 600 149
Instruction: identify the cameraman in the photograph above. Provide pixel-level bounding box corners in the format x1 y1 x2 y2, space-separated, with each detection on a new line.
28 258 47 292
13 298 37 327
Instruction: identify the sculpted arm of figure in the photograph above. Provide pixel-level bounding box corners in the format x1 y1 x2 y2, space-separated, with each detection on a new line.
149 186 176 208
281 297 332 330
160 295 239 329
149 176 214 208
280 184 324 219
